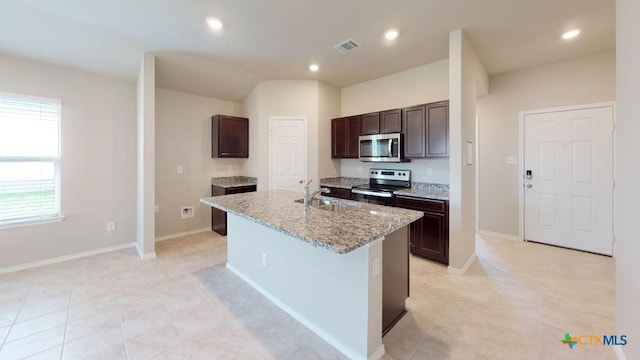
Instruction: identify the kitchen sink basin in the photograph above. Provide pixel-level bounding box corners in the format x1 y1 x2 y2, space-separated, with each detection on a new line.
294 198 362 212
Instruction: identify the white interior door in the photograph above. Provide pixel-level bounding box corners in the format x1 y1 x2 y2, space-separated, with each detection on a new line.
269 118 306 191
523 105 614 255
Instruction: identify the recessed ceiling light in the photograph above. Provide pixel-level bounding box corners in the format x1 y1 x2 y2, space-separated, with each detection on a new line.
309 64 319 72
206 17 224 31
384 29 399 40
562 29 580 40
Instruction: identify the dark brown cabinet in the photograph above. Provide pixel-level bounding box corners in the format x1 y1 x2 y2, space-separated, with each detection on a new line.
402 105 427 158
211 184 256 235
360 112 380 135
395 196 449 265
212 115 249 158
426 101 449 157
380 109 402 133
322 186 351 200
331 116 360 158
360 109 401 135
401 101 449 158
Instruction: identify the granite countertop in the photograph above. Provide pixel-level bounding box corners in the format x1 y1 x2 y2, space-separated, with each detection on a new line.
200 190 423 254
319 177 368 189
211 176 257 188
320 177 449 200
394 182 449 200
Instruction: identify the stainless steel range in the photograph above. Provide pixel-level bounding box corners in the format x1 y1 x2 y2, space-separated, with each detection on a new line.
351 169 411 206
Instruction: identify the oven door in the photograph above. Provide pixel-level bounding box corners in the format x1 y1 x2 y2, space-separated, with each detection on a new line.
351 188 394 206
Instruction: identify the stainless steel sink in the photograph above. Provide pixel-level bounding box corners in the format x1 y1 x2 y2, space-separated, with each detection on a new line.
294 198 362 212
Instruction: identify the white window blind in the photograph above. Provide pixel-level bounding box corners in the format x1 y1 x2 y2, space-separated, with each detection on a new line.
0 92 61 225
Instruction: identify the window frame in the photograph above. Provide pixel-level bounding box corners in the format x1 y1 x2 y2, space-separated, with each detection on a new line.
0 91 64 229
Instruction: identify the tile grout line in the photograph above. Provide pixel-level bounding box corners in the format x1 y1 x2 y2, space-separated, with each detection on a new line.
57 285 74 360
150 267 197 360
111 276 131 360
0 276 34 352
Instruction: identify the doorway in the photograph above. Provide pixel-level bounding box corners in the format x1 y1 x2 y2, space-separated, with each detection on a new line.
520 103 615 255
269 117 307 191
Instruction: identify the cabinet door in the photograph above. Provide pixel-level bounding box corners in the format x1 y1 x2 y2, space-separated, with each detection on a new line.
346 116 361 158
360 112 380 135
380 109 401 133
395 196 449 265
212 115 249 158
426 101 449 157
402 105 426 158
331 118 347 158
414 211 448 264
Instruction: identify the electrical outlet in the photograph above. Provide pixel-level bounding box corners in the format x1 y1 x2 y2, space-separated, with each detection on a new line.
106 222 116 232
261 253 268 267
180 206 194 219
177 165 183 174
427 168 433 177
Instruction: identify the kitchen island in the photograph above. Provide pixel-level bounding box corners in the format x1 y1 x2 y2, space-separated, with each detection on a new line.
200 190 422 360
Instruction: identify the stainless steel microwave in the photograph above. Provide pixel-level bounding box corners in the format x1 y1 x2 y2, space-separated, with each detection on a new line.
359 133 409 162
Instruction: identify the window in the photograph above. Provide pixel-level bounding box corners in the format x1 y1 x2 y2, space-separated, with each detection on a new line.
0 92 62 227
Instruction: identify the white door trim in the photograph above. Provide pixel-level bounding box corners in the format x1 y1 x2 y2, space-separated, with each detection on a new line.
518 101 616 242
268 116 308 190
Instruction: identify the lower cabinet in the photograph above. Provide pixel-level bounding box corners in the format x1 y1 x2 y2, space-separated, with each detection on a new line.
322 186 352 200
394 196 449 265
211 184 257 235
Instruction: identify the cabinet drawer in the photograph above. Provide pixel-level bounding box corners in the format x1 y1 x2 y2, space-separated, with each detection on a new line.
211 184 256 196
395 196 446 213
324 186 351 200
225 185 257 195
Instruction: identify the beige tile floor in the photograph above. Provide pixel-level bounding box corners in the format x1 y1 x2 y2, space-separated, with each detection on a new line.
0 232 615 359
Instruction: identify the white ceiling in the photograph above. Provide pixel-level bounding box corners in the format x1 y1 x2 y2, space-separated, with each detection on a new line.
0 0 615 102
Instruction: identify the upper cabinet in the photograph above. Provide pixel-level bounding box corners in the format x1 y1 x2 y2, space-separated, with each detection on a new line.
360 112 380 135
212 115 249 158
332 116 360 158
380 109 402 133
425 101 449 157
402 101 449 158
360 109 402 135
330 100 448 160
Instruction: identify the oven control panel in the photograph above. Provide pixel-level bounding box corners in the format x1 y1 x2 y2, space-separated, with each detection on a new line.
369 169 411 181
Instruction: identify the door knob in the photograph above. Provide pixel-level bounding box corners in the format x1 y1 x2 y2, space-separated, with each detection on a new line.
526 184 533 188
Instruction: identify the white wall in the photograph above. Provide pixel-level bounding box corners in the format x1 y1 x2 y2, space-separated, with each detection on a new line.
136 53 156 257
616 0 640 357
448 30 488 273
155 88 243 238
0 55 137 269
249 80 322 190
318 82 342 179
339 59 451 183
476 51 616 236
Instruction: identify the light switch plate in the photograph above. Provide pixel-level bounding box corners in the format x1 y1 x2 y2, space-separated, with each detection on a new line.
506 156 518 165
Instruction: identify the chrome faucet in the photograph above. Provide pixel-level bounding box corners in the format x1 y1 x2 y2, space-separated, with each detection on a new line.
303 180 330 209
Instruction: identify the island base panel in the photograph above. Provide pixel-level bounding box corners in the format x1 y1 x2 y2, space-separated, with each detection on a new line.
226 213 385 360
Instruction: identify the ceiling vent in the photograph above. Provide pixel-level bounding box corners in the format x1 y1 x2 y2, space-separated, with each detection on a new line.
334 39 361 53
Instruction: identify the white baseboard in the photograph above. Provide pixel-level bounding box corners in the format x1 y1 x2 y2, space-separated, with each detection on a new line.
0 242 136 274
614 345 627 360
477 229 521 241
368 345 385 360
155 227 211 242
447 252 477 276
135 243 157 260
226 263 370 360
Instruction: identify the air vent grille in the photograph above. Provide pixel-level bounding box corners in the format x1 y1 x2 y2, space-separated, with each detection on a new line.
334 39 361 53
